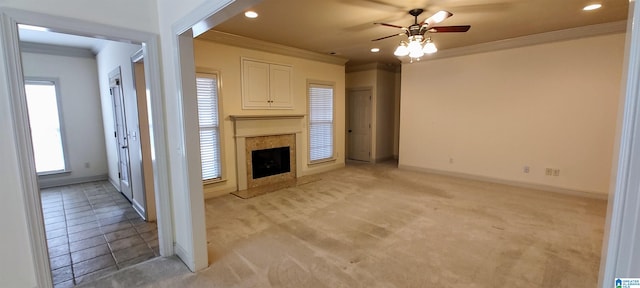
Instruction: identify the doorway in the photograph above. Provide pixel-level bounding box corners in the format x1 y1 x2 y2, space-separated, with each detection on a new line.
1 12 171 287
19 32 161 286
348 88 372 162
110 68 133 202
131 50 156 221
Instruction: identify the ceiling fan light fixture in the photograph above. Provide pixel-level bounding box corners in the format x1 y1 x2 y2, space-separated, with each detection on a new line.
423 38 438 54
408 37 425 58
394 42 410 56
409 48 424 58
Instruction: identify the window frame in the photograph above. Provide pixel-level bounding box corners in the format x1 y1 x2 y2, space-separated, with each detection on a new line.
196 71 225 184
307 80 336 165
24 77 71 176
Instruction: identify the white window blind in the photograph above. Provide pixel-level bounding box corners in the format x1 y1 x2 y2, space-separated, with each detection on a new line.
196 74 222 181
309 83 334 162
25 80 68 174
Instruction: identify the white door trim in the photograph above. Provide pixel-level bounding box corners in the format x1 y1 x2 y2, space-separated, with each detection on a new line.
166 0 261 272
0 10 50 288
0 8 173 287
599 0 640 285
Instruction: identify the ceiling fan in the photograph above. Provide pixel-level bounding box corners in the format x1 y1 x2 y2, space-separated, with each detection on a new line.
372 8 470 59
373 8 471 41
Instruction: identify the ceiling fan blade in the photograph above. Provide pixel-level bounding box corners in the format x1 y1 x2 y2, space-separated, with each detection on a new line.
420 10 453 27
427 25 471 33
372 33 405 41
374 22 406 29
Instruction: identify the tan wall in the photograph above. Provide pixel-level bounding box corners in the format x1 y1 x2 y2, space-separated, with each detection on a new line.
394 71 401 158
376 69 396 161
399 33 625 195
194 39 346 198
345 68 399 162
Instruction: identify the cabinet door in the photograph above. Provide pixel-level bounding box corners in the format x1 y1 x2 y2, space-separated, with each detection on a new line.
269 64 293 109
242 60 270 109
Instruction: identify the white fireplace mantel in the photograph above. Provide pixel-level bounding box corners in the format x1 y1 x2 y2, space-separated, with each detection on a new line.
230 114 305 191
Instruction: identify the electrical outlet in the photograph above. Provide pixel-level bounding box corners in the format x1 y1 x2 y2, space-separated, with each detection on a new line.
523 166 530 173
553 169 560 176
545 168 553 176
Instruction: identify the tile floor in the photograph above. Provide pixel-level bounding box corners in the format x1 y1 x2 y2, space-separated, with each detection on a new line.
40 181 159 287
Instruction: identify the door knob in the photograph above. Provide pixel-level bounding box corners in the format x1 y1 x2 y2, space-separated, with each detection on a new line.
348 130 352 133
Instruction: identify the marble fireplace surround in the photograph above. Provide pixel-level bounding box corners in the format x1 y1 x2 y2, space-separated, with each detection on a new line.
230 115 305 191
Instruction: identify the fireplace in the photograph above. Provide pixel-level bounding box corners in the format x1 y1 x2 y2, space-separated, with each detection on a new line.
245 133 296 189
230 114 304 192
252 146 291 179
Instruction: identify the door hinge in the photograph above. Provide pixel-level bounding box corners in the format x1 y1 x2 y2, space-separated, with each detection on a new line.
118 172 121 179
109 89 113 95
114 131 117 138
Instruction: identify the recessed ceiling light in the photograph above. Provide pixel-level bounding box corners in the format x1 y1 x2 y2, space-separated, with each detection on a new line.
583 4 602 11
244 11 258 18
370 48 380 53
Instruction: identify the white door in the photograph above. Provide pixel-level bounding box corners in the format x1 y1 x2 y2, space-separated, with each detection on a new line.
269 64 293 108
242 59 270 108
348 89 371 161
110 71 133 201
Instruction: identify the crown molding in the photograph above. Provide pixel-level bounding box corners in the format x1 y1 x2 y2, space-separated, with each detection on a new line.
407 21 627 63
198 30 349 65
19 41 95 58
345 62 400 73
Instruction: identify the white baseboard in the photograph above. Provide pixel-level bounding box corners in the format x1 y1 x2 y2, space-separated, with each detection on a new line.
108 177 120 192
303 161 345 176
374 156 395 163
204 185 237 199
38 174 109 189
398 164 608 200
174 243 195 272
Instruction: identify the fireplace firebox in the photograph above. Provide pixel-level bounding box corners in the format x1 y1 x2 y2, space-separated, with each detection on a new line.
251 146 291 179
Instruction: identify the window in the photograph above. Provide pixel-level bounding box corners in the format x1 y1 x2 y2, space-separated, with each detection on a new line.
196 73 222 181
308 83 334 162
24 79 68 174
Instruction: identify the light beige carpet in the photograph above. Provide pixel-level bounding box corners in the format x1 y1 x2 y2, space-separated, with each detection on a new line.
80 162 606 287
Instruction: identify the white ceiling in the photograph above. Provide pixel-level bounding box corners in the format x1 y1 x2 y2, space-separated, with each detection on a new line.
204 0 629 66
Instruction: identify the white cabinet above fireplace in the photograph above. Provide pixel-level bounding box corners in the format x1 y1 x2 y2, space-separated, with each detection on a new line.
241 58 293 109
